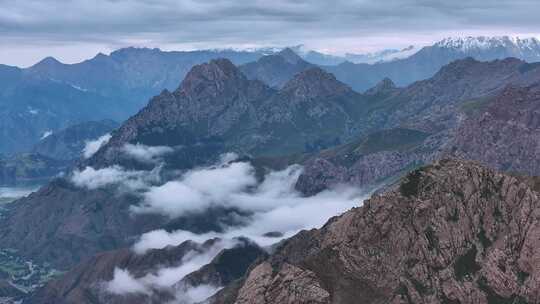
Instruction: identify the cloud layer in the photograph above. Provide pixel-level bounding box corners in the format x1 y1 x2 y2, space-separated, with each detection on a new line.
131 159 367 251
2 0 540 66
106 239 236 303
71 165 161 190
121 143 173 163
68 151 370 302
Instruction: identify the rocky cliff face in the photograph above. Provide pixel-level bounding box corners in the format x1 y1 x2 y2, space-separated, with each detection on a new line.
215 159 540 304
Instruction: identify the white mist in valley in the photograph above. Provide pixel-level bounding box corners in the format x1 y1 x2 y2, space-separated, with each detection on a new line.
72 148 369 303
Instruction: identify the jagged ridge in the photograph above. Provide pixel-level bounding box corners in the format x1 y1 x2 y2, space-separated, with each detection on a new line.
216 159 540 304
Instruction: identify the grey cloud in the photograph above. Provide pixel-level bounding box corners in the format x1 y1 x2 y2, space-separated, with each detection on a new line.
2 1 540 66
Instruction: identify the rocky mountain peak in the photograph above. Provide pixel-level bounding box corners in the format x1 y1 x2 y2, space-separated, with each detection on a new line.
277 47 303 64
30 56 63 70
281 67 352 99
430 56 523 83
239 50 312 88
365 77 397 95
178 58 249 97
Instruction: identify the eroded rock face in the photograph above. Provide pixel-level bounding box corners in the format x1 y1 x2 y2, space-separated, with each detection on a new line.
447 85 540 175
216 159 540 304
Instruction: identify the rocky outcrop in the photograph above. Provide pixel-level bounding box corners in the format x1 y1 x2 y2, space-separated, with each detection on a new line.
216 159 540 304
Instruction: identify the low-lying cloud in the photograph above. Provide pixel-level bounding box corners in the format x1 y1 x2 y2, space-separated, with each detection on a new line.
131 161 257 217
132 158 367 251
121 143 173 163
106 268 151 295
83 133 111 159
106 239 236 303
71 165 161 190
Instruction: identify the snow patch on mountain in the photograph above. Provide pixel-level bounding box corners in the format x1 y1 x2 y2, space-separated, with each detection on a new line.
434 36 540 52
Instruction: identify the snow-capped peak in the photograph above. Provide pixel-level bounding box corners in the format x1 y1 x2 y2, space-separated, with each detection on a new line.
434 36 540 51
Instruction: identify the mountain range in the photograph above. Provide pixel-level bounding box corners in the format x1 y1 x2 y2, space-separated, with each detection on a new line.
0 48 267 154
324 36 540 91
3 54 540 267
4 36 540 155
2 36 540 304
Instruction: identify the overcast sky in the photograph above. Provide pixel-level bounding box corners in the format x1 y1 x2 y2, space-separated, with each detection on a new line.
1 0 540 67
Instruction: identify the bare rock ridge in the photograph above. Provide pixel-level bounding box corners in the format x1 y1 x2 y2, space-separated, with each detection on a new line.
179 58 251 98
214 159 540 304
281 67 353 100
